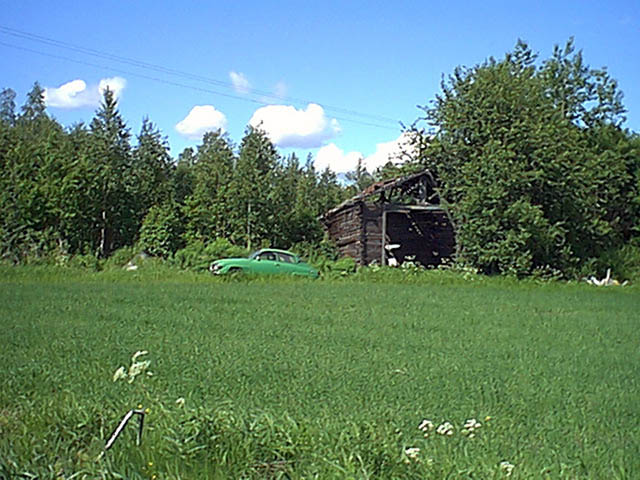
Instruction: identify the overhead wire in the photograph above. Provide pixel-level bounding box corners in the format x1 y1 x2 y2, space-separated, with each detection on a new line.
0 25 400 130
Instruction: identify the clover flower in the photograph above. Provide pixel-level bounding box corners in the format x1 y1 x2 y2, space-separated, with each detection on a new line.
500 461 515 476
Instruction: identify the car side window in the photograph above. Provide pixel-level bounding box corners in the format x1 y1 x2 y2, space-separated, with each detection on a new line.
259 252 276 261
277 253 295 263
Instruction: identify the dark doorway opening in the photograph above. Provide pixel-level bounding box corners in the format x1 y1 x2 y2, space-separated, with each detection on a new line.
383 207 454 267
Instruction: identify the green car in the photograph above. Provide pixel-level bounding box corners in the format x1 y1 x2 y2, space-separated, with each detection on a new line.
209 248 319 278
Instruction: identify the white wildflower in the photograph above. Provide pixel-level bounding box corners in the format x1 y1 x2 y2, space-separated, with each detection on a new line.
404 447 420 463
112 366 127 382
112 350 151 384
127 359 151 383
132 350 148 362
436 421 454 436
500 461 515 476
418 419 434 432
462 418 482 438
464 418 478 429
176 397 185 407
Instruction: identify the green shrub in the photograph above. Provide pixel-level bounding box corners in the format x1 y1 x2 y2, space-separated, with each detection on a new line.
102 246 138 269
171 238 247 271
291 237 339 265
319 256 358 278
138 204 184 258
593 242 640 281
66 251 102 271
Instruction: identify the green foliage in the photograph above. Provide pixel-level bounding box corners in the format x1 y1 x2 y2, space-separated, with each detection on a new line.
413 39 639 277
20 82 46 121
172 147 196 205
226 126 281 248
171 238 248 271
179 129 341 252
291 236 340 265
344 157 374 195
138 204 184 258
101 245 138 268
89 87 134 256
182 131 235 242
319 256 358 277
592 242 640 281
0 82 348 266
131 118 174 225
66 250 103 271
0 87 16 125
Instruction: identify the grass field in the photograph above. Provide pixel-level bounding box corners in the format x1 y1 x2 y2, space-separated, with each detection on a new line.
1 266 639 479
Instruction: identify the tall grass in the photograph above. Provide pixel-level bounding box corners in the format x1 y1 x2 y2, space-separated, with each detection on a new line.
1 266 638 478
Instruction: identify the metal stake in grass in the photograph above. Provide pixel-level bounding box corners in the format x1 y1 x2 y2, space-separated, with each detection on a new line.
100 409 146 457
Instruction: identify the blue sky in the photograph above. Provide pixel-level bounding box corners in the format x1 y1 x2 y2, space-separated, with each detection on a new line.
2 1 639 173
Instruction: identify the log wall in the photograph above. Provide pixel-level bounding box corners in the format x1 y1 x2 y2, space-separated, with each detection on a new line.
324 201 455 267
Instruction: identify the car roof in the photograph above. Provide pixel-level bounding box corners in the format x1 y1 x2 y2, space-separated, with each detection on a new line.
255 248 298 257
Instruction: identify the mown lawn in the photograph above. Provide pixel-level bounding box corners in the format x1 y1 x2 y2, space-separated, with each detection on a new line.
1 266 638 479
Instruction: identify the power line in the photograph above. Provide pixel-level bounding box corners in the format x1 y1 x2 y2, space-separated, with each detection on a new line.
0 40 266 105
0 39 396 131
0 25 401 129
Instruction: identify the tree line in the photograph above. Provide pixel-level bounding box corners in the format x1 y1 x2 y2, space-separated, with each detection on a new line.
0 84 352 264
1 38 639 278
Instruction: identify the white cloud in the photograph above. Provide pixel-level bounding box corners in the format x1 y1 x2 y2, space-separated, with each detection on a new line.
98 77 126 98
315 143 362 173
363 132 416 172
229 71 251 94
315 133 417 174
44 79 88 108
44 76 126 108
175 105 227 140
249 103 340 148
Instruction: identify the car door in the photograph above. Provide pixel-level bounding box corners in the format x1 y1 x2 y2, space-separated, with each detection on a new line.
253 251 280 274
276 252 308 275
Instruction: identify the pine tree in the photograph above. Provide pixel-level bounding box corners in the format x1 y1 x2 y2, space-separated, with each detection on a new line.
182 130 235 242
0 88 16 126
20 82 46 122
89 88 133 256
131 118 173 225
228 126 279 249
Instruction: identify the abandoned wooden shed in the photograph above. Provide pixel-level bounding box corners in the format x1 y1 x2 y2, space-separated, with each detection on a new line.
321 170 455 267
